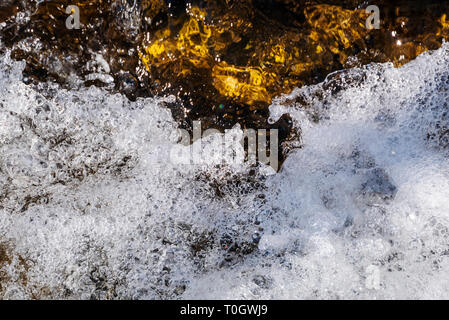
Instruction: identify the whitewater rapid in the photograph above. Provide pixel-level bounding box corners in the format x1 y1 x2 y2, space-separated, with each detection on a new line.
0 41 449 299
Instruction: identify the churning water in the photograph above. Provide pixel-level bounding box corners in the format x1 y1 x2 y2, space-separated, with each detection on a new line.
1 37 449 299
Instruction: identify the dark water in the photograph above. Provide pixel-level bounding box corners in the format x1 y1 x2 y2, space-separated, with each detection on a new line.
1 0 449 153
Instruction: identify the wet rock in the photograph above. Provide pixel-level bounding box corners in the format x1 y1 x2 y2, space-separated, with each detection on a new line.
115 72 138 99
218 227 262 268
361 168 397 202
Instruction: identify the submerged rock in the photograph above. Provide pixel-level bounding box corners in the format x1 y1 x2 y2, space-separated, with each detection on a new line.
361 168 397 203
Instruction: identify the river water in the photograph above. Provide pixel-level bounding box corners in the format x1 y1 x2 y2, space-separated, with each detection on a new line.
0 0 449 299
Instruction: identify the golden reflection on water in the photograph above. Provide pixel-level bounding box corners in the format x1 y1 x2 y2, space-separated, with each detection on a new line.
2 0 449 115
139 3 449 107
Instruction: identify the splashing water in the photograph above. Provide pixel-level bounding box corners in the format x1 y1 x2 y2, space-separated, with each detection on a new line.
1 37 449 299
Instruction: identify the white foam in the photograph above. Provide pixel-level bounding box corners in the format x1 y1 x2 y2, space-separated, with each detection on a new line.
1 41 449 299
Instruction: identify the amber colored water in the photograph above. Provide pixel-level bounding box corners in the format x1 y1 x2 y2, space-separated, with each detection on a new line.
1 0 449 141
